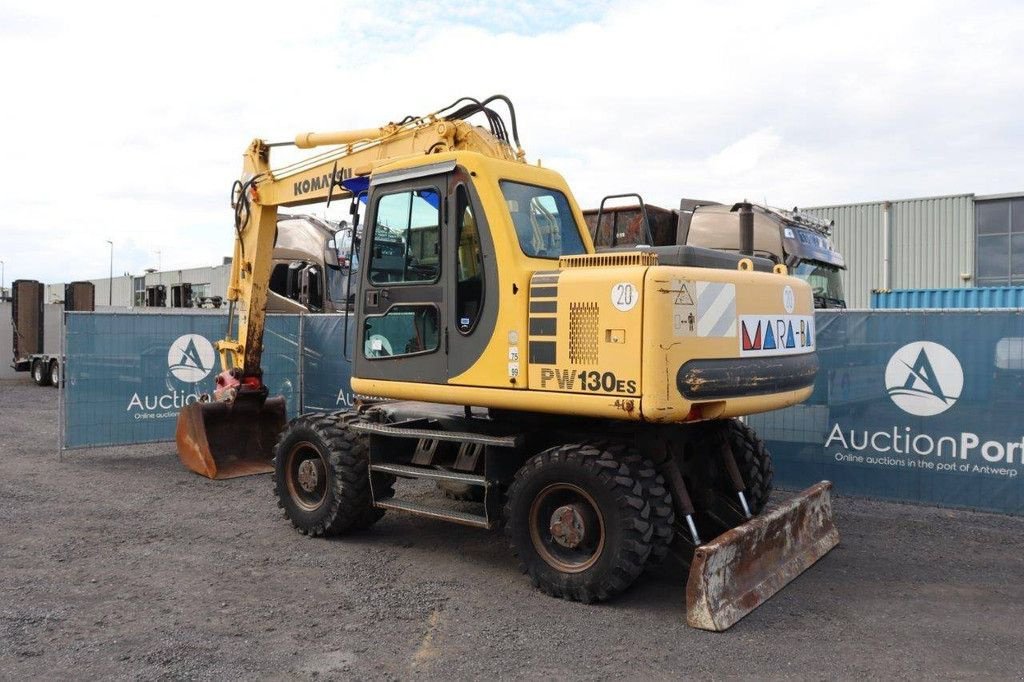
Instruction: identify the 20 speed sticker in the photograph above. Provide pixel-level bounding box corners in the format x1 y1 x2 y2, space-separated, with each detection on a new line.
611 282 638 312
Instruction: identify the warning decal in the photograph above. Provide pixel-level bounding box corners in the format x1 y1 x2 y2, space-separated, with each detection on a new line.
671 278 697 336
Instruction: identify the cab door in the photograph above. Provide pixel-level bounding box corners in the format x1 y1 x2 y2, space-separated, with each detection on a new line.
446 169 500 383
354 165 450 384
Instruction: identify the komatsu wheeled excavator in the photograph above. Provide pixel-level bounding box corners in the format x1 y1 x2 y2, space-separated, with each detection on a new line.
175 96 838 630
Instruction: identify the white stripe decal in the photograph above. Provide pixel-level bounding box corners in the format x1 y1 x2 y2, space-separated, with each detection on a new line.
696 282 737 337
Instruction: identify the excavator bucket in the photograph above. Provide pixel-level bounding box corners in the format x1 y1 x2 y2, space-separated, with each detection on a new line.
686 481 839 631
175 395 287 479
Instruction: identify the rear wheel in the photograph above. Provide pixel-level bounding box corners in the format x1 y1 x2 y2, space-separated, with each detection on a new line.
717 420 773 514
587 441 675 566
32 359 50 387
49 360 60 388
272 412 393 536
688 419 773 519
504 443 653 603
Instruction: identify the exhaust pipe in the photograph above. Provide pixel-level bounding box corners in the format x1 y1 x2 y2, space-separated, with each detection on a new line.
736 202 754 257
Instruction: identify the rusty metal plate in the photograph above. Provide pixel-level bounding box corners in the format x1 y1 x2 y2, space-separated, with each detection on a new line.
686 481 839 631
175 395 286 479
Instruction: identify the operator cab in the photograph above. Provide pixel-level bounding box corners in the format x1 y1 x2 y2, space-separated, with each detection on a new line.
352 156 592 387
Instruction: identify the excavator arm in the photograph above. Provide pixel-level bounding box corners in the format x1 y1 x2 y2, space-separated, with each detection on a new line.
178 97 526 479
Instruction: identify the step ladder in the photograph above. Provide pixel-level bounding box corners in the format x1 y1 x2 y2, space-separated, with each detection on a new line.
368 462 496 529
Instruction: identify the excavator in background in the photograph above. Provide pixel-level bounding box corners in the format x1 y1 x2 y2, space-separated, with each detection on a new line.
584 196 848 308
175 95 838 630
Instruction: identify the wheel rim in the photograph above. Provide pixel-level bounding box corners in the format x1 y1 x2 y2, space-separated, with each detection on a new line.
528 483 605 573
284 441 328 512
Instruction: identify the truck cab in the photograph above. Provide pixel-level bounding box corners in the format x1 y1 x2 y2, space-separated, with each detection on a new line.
267 214 360 313
585 199 848 309
682 202 847 309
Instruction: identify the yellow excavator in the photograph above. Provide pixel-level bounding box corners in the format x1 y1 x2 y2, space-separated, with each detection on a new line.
176 95 838 630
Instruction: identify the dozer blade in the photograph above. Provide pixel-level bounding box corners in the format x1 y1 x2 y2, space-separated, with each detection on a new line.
686 481 839 631
175 395 287 479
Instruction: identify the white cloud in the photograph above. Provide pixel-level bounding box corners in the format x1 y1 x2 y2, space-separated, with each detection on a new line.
0 0 1022 286
707 128 783 177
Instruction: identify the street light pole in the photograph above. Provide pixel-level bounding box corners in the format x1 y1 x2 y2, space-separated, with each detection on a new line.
0 260 5 301
106 240 113 305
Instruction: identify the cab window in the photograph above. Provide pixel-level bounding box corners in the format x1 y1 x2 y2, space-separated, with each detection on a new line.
364 305 439 358
499 181 585 259
455 185 484 334
369 188 441 284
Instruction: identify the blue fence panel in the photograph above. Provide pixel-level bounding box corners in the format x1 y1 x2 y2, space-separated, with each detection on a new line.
749 309 1024 515
64 312 305 448
263 315 302 421
301 314 355 413
65 309 1024 515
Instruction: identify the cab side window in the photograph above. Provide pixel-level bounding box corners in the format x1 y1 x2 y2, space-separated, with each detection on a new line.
364 305 439 358
455 185 484 334
369 189 441 284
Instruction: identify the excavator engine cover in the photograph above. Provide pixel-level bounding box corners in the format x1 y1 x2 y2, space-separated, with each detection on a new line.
175 394 287 479
686 481 839 631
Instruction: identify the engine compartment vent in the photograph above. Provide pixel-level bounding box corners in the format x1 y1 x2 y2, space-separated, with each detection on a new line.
568 302 599 365
559 251 658 269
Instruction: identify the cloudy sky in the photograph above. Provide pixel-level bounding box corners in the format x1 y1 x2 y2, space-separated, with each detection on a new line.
1 0 1021 286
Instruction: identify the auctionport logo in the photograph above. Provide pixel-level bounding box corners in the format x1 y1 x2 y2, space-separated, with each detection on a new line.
884 341 963 417
167 334 215 383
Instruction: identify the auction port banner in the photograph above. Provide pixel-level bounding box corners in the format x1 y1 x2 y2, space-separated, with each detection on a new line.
749 309 1024 515
64 309 1023 515
62 312 353 449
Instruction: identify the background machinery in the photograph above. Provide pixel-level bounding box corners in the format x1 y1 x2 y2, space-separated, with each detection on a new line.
585 197 848 308
176 96 838 630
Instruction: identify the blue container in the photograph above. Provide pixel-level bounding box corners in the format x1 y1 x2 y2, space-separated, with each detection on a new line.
871 286 1024 309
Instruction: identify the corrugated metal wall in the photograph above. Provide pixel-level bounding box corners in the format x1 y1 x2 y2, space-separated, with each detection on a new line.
803 194 975 308
872 286 1024 309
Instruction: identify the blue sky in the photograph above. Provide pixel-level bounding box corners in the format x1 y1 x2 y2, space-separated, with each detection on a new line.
0 0 1021 286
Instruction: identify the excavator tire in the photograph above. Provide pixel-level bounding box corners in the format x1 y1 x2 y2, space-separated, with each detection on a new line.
272 412 393 536
586 440 675 567
720 419 774 515
689 419 774 519
504 443 653 604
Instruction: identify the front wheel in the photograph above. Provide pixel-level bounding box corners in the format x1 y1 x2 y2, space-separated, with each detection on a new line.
504 443 653 603
272 412 393 537
49 360 61 388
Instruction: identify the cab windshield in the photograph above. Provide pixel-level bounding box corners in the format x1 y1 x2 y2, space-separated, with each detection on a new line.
793 262 846 308
499 180 586 259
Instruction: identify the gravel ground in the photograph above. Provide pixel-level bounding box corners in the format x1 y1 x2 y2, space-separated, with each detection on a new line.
2 377 1023 680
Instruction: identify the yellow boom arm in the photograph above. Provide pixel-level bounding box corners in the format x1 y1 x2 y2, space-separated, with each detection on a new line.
220 110 525 378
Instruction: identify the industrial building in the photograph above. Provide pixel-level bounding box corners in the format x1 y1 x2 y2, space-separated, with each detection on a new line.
47 260 232 309
804 190 1024 308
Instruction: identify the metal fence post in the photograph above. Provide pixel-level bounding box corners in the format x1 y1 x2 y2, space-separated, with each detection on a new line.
58 309 65 460
297 313 306 415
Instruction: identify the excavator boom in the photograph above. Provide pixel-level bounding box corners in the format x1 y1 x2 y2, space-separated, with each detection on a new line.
177 97 524 479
